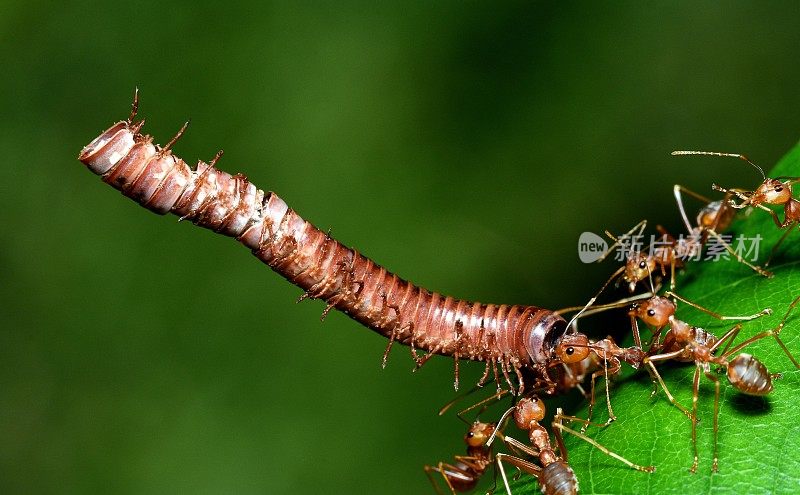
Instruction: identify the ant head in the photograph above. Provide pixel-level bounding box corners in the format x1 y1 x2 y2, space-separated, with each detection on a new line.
513 397 546 430
754 179 792 205
465 421 495 447
634 296 676 328
623 253 655 292
555 333 591 364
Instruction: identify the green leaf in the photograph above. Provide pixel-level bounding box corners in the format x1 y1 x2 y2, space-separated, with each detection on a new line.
510 143 800 494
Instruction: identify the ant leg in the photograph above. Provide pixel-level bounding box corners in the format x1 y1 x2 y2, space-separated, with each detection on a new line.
669 255 677 291
644 351 694 419
707 229 773 278
703 370 722 473
552 409 655 472
689 365 701 473
630 312 644 349
674 185 707 233
602 359 620 426
496 453 542 495
595 220 648 264
766 222 799 267
709 324 743 359
423 463 465 495
501 436 541 458
720 297 800 369
581 357 619 433
674 184 713 203
455 390 509 425
422 464 447 495
583 366 601 432
666 291 772 321
711 184 759 210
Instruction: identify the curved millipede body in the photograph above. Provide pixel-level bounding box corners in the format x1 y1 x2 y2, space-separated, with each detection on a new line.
77 96 586 393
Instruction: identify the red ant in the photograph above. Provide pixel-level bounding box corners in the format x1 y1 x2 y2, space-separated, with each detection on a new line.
643 294 800 472
557 273 772 432
598 183 771 292
674 150 800 266
424 420 498 494
489 396 654 495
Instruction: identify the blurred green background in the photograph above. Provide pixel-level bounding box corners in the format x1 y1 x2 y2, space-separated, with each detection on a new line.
3 2 800 494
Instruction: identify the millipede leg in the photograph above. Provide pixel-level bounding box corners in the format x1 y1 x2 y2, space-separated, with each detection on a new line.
127 87 140 123
161 120 190 153
208 149 224 168
477 360 492 388
381 329 397 369
452 354 460 391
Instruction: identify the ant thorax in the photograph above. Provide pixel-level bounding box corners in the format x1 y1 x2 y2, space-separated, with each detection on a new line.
667 316 693 342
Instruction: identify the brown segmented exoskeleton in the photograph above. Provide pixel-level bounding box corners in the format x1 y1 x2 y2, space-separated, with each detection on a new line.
77 90 607 396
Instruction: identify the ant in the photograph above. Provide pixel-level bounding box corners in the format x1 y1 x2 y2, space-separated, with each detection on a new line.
489 396 654 495
424 420 498 494
598 183 771 293
643 294 800 472
674 150 800 266
557 270 772 432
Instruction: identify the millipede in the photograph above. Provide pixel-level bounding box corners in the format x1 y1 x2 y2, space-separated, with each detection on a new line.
77 90 600 396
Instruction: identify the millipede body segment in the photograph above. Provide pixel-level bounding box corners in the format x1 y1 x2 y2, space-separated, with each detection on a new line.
78 103 571 391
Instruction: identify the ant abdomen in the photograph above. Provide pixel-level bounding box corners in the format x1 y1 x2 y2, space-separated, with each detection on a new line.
727 353 773 396
540 461 578 495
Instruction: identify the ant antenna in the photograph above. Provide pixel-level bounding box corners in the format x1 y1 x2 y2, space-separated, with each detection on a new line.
672 150 765 181
486 405 516 447
438 383 484 417
645 263 657 295
566 296 597 331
